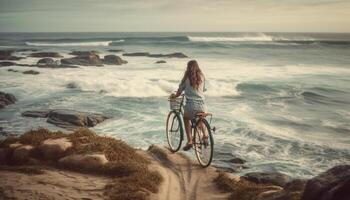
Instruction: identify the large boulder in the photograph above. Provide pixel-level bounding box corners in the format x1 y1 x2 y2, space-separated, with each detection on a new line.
12 145 34 164
0 91 16 109
103 55 127 65
39 138 72 160
30 52 62 58
302 165 350 200
243 172 291 187
22 109 109 130
59 153 108 170
61 54 103 66
0 50 23 60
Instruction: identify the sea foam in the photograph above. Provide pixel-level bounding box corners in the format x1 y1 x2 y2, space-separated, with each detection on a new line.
25 40 124 47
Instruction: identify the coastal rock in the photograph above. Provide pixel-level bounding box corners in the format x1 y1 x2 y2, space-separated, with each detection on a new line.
155 60 166 64
0 148 9 164
69 51 99 57
0 61 16 67
302 165 350 200
9 142 23 149
229 157 246 164
30 52 62 58
257 179 307 200
22 70 40 75
61 53 103 66
37 57 79 68
12 145 34 164
103 55 127 65
7 69 19 72
21 110 51 118
243 172 290 187
0 50 23 60
37 58 56 66
148 52 188 58
59 153 108 170
122 52 150 57
22 109 109 129
0 91 17 109
47 110 108 129
39 138 72 160
108 49 124 53
123 52 188 58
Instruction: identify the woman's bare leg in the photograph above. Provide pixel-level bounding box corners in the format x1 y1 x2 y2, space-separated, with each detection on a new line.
183 112 192 144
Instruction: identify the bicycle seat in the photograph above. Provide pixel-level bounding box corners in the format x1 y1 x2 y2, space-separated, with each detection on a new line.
196 112 212 118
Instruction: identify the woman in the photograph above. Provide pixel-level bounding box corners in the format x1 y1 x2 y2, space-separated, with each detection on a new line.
170 60 207 151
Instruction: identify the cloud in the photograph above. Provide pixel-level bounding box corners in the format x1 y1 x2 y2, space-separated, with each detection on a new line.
0 0 349 32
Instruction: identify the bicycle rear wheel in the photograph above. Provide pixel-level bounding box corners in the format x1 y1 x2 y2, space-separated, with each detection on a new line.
166 111 183 152
193 118 214 167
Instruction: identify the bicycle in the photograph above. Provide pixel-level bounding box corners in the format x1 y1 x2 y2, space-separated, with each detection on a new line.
166 94 215 167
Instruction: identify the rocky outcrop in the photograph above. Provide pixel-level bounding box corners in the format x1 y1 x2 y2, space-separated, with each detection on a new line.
37 58 56 66
302 165 350 200
7 69 18 72
123 52 150 57
22 70 40 75
22 109 109 129
36 58 78 68
0 50 23 60
21 110 51 118
103 55 127 65
0 61 16 67
243 172 291 187
108 49 124 53
0 91 16 109
69 51 99 57
30 52 62 58
148 52 188 58
59 153 108 170
61 52 103 66
123 52 188 58
155 60 166 64
38 138 72 160
12 145 34 164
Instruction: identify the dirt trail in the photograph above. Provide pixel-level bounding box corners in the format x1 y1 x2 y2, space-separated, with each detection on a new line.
147 146 231 200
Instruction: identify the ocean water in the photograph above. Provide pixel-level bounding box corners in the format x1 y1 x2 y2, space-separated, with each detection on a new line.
0 32 350 178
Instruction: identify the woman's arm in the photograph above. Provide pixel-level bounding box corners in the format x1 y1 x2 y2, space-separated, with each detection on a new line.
170 80 186 98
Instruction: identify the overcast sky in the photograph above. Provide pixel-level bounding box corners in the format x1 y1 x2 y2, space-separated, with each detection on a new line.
0 0 349 32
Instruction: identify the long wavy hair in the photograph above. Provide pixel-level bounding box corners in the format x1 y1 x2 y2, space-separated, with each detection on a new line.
181 60 203 90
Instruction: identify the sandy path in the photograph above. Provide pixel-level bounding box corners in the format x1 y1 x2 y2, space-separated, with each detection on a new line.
147 146 231 200
0 168 111 200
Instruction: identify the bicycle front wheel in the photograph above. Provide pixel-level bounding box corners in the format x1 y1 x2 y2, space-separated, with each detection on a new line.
193 118 214 167
166 111 183 152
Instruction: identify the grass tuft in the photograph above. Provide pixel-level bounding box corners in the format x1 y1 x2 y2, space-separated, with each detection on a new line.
215 172 279 200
